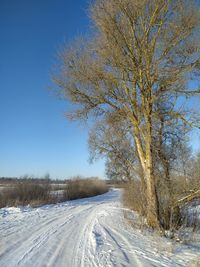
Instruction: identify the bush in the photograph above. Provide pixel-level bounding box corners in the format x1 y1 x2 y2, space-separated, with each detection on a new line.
123 180 146 216
0 181 51 208
122 180 148 228
0 177 108 208
63 177 108 200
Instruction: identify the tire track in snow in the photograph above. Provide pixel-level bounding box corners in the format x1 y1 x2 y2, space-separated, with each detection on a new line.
0 205 94 267
0 189 197 267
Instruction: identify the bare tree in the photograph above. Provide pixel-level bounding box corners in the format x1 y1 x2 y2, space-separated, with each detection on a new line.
89 115 140 182
153 109 190 228
54 0 200 229
193 152 200 191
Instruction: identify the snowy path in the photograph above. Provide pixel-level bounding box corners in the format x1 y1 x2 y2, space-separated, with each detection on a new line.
0 189 199 267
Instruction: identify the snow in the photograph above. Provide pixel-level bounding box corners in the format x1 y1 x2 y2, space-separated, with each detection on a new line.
0 189 199 267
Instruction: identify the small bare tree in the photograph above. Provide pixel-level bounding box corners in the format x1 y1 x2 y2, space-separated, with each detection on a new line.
89 115 140 182
54 0 200 229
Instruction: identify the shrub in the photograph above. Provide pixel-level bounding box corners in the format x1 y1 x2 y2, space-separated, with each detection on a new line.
123 180 146 217
0 181 51 208
63 177 108 200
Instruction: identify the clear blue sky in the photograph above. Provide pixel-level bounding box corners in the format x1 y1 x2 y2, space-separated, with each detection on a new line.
0 0 105 179
0 1 199 180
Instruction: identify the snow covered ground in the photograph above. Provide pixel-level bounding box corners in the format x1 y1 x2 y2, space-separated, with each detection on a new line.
0 189 199 267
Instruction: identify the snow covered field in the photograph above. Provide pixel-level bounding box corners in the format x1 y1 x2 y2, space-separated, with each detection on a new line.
0 189 199 267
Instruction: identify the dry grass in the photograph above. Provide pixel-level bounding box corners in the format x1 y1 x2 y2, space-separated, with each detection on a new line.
0 177 108 208
63 177 108 201
123 180 146 216
0 181 52 208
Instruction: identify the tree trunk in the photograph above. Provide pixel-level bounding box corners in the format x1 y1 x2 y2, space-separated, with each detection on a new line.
145 111 161 230
157 117 172 229
163 160 172 229
145 160 161 229
135 133 160 229
134 128 161 229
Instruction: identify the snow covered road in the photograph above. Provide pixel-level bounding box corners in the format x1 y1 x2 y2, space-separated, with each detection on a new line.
0 189 199 267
